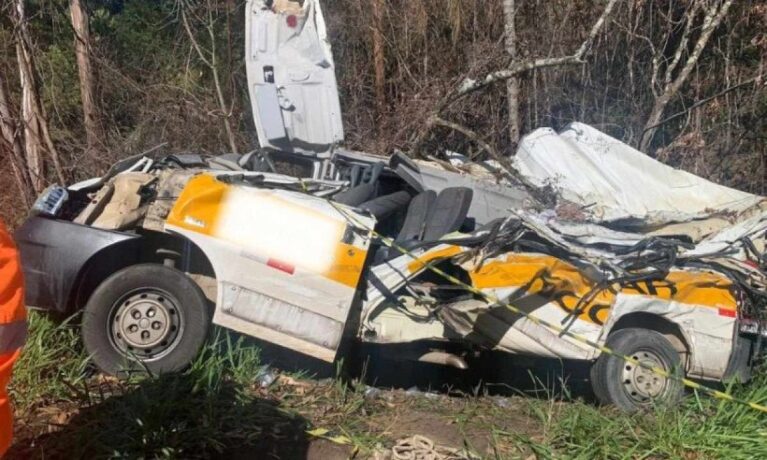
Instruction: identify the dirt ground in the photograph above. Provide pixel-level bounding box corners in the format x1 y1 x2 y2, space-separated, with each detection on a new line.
11 342 767 459
8 316 595 459
11 376 544 459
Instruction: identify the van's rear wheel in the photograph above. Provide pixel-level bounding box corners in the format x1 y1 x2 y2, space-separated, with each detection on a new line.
590 328 684 411
82 264 210 376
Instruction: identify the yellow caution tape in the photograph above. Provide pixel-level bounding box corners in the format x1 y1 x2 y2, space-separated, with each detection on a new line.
331 202 767 413
306 427 353 445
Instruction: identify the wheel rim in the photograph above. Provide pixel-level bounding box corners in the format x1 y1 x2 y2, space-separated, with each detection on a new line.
621 348 669 404
109 288 183 362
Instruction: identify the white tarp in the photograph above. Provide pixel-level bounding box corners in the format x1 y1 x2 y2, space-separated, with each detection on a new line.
514 122 764 227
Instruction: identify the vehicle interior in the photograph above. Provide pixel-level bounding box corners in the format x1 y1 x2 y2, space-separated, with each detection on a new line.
52 148 476 270
224 149 477 264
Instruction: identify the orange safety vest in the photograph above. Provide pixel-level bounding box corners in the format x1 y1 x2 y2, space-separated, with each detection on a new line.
0 221 26 456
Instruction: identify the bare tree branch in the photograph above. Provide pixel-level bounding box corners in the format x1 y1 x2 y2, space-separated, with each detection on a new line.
662 1 702 88
573 0 620 59
179 1 239 154
449 55 585 104
432 116 501 162
640 0 735 152
410 0 619 159
642 74 762 133
180 5 213 68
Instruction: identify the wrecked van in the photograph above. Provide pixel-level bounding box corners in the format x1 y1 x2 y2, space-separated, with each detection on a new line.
14 0 767 411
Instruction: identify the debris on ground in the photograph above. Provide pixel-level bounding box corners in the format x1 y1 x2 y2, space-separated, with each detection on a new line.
255 365 277 388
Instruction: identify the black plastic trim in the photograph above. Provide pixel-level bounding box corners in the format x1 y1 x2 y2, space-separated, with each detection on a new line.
14 216 140 313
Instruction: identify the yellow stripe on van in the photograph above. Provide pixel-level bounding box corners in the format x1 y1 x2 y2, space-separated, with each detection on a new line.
323 243 368 288
166 174 226 236
469 253 736 325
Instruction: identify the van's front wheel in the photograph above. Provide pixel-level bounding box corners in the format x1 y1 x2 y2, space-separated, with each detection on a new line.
82 264 211 376
590 328 684 411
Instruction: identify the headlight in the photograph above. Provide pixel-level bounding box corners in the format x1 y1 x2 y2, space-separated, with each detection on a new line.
32 185 68 217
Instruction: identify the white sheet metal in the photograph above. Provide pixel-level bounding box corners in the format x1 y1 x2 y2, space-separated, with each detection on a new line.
246 0 343 157
685 213 767 257
514 122 763 227
603 294 736 379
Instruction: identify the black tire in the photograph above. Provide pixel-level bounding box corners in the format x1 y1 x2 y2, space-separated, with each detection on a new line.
590 328 684 411
82 264 211 376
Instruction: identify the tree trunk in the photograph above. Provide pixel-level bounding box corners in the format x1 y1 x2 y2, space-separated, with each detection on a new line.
13 0 66 190
70 0 104 158
502 0 521 152
371 0 386 119
16 39 45 192
639 0 734 152
0 75 34 207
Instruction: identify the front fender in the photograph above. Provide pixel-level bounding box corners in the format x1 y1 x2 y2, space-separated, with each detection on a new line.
14 216 141 313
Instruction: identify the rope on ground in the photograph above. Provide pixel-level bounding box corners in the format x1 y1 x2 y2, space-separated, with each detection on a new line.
391 435 469 460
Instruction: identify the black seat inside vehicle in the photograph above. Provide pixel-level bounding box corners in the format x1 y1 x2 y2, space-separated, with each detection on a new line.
334 182 376 206
395 190 436 242
375 187 473 263
334 162 385 206
358 191 412 220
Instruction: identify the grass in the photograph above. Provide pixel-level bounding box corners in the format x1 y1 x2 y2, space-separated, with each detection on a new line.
8 313 363 458
9 312 767 459
9 312 89 411
533 386 767 459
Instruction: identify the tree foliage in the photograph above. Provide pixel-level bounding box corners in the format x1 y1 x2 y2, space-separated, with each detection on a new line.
0 0 765 224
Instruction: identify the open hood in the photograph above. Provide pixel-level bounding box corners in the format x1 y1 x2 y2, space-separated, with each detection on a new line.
246 0 344 158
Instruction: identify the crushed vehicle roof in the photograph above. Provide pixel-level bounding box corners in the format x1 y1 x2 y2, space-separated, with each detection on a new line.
515 122 764 230
511 122 767 261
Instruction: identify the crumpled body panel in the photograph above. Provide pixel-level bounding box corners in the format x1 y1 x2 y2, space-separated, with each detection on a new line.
441 252 737 375
514 122 763 229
